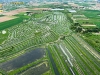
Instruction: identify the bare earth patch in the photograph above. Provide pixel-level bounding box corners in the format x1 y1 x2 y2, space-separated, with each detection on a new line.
0 16 17 22
2 8 28 16
0 8 28 22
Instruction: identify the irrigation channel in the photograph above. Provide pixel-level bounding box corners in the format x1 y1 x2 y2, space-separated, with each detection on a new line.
47 48 60 75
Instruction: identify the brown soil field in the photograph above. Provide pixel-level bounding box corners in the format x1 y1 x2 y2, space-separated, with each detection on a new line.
0 8 28 22
0 16 17 22
2 8 28 16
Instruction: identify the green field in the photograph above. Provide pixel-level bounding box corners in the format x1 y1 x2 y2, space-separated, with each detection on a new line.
79 10 100 28
0 13 30 44
81 10 100 19
82 33 100 53
0 13 30 30
75 10 100 53
76 20 93 24
0 9 100 75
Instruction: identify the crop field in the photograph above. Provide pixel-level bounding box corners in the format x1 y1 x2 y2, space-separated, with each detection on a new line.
0 12 30 30
46 35 100 75
79 10 100 28
0 13 30 44
82 33 100 53
0 11 69 74
77 19 94 24
75 10 100 52
72 15 88 20
0 9 100 75
80 10 100 19
63 35 100 75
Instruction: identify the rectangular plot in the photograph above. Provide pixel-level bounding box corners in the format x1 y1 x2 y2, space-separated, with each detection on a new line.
0 48 45 72
20 62 49 75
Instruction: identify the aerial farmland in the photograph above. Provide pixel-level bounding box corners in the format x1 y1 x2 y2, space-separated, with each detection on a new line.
0 1 100 75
